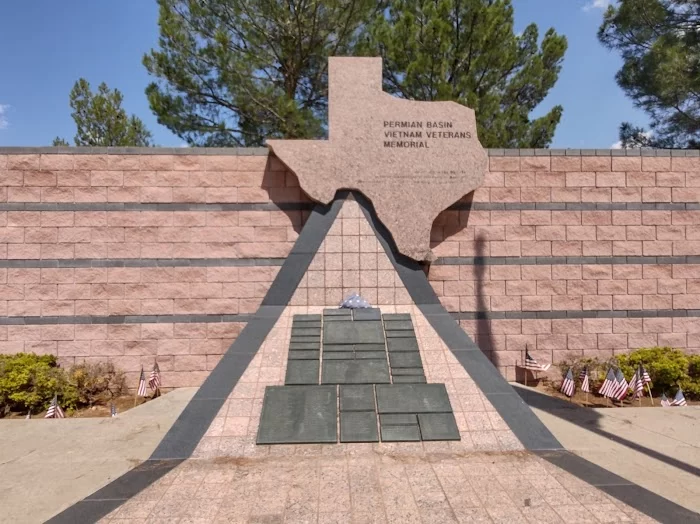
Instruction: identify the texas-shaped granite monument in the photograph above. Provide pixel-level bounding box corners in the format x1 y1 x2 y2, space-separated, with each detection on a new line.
267 57 488 262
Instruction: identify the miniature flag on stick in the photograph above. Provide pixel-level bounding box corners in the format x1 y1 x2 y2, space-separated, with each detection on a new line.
613 369 629 402
524 350 550 372
628 368 642 399
640 364 654 405
560 368 575 398
660 393 671 407
148 361 161 393
598 368 616 398
579 367 590 393
671 388 687 407
137 367 147 397
110 403 117 417
45 394 65 419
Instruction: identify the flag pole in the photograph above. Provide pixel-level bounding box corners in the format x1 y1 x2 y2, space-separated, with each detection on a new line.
647 383 654 406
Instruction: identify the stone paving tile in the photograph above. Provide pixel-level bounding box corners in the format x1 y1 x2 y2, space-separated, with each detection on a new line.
98 452 660 523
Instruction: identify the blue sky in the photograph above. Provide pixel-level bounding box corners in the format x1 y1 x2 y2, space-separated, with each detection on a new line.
0 0 642 148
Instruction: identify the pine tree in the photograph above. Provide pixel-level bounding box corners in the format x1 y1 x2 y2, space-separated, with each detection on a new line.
599 0 700 148
360 0 567 148
143 0 377 147
54 79 152 147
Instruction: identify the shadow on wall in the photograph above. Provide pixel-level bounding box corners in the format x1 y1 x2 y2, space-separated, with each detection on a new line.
474 233 499 369
515 385 700 478
429 192 473 253
262 155 314 235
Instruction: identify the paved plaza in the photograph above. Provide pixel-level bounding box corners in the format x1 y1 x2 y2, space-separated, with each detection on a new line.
93 306 657 524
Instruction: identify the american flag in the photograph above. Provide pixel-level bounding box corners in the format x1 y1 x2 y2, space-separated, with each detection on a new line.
660 393 671 407
45 394 65 419
148 362 161 391
110 403 117 417
560 368 575 397
579 367 590 393
640 364 652 385
598 368 616 397
613 369 629 401
671 388 687 407
137 367 147 397
524 349 551 371
340 292 370 309
628 368 643 399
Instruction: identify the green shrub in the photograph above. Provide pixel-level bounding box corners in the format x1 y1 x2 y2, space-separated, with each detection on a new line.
617 347 689 395
681 355 700 398
0 353 131 416
0 353 77 415
69 362 127 407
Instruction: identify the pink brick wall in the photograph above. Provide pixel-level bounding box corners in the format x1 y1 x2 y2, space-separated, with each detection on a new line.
428 153 700 379
1 150 699 384
0 151 305 387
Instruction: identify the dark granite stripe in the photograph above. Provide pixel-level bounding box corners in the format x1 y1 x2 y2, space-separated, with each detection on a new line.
2 201 697 212
354 191 695 523
42 195 346 523
45 459 184 524
2 146 698 156
354 190 562 451
535 450 700 524
0 202 314 212
448 309 700 320
447 202 700 211
433 255 700 266
0 258 285 269
0 314 254 325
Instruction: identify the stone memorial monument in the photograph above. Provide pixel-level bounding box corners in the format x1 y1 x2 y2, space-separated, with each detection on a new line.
257 57 488 445
268 56 487 261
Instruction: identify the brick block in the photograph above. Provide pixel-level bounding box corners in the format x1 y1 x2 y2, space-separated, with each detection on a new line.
490 157 520 171
551 156 581 172
611 157 642 171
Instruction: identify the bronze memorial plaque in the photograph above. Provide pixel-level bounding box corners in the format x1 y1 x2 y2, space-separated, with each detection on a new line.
267 57 487 261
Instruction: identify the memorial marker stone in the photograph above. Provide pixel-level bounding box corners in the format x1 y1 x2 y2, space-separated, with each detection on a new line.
267 57 487 261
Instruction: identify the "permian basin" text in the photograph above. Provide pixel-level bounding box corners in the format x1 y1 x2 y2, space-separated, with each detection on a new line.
383 120 472 148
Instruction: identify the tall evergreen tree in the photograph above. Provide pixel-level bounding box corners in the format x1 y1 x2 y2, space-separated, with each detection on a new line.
53 79 153 147
599 0 700 148
143 0 377 147
360 0 567 148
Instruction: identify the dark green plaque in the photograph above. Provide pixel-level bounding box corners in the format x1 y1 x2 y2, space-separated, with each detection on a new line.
285 360 320 385
257 386 337 444
322 360 390 384
418 413 460 441
340 411 378 442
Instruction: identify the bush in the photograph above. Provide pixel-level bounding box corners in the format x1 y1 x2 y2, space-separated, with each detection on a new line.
560 347 699 400
0 353 130 416
0 353 77 415
681 355 700 398
617 347 689 394
69 362 127 407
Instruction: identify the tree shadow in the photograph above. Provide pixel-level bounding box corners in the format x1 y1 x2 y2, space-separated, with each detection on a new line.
474 232 498 368
515 385 700 478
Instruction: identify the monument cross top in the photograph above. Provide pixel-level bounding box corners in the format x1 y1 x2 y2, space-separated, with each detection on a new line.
267 57 487 261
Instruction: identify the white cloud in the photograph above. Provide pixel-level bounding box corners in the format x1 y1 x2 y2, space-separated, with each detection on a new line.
611 140 623 149
583 0 612 11
0 104 9 129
